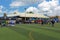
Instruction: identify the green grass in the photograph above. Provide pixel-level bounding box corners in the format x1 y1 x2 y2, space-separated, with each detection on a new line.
0 23 60 40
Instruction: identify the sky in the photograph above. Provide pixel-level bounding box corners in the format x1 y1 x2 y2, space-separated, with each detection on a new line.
0 0 60 16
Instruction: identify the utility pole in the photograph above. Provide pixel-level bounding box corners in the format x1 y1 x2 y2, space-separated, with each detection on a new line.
24 8 27 21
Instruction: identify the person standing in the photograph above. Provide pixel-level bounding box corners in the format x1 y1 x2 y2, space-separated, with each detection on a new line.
41 19 44 25
51 19 55 27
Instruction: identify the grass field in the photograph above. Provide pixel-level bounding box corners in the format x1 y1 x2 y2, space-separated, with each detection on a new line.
0 23 60 40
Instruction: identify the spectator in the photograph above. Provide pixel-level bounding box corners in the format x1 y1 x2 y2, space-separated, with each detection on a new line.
51 19 55 27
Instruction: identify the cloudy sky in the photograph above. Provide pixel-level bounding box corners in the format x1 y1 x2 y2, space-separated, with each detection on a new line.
0 0 60 16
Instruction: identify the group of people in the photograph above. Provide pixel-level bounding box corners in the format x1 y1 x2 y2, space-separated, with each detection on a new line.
40 19 55 27
0 18 56 27
0 20 15 27
22 18 55 27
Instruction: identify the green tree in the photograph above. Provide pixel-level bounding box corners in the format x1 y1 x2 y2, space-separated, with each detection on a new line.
27 11 34 14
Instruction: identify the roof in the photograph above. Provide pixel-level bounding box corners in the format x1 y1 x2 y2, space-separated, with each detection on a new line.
7 12 49 18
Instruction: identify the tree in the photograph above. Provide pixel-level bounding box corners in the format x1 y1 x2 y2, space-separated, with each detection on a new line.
14 12 17 14
3 13 7 19
4 13 7 17
27 11 34 14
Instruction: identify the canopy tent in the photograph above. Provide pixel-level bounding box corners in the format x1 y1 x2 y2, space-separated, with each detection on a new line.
7 12 49 18
7 13 19 17
19 13 49 18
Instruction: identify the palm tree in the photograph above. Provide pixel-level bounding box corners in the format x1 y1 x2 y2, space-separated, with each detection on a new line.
14 12 17 14
3 13 7 19
4 13 7 17
27 11 34 14
29 11 34 14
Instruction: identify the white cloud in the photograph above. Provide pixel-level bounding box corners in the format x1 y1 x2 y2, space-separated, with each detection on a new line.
0 5 3 10
0 10 2 13
5 0 60 17
49 0 58 8
10 1 26 7
0 5 9 13
38 0 59 16
38 1 51 11
0 5 4 13
8 10 19 14
15 0 44 4
26 7 39 13
10 0 45 8
54 6 60 16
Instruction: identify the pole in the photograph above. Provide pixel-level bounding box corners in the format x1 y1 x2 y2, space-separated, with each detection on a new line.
25 12 26 21
24 8 26 21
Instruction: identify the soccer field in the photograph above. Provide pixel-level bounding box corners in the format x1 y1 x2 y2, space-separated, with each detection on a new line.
0 23 60 40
